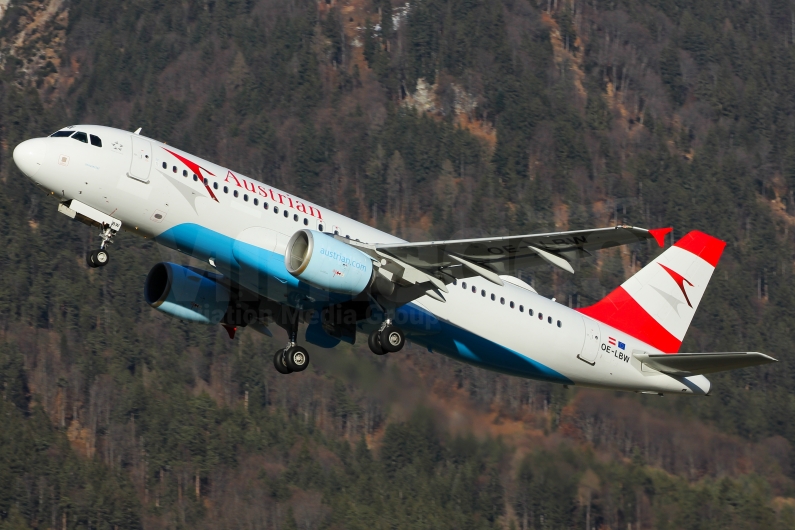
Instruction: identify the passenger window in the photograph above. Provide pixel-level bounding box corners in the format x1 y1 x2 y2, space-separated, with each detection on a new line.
254 198 259 205
203 178 208 185
539 313 543 320
481 290 486 297
294 214 298 221
274 206 279 214
557 320 562 328
509 301 514 308
90 135 102 147
519 305 524 312
50 130 74 137
244 194 248 202
162 162 167 169
318 223 323 231
490 293 495 301
500 297 505 305
223 186 228 193
172 166 177 173
284 210 289 218
264 203 269 210
183 170 188 177
462 282 467 289
213 182 218 190
303 218 308 225
72 132 88 143
529 309 534 316
234 190 239 198
472 286 476 293
548 316 552 324
193 175 198 182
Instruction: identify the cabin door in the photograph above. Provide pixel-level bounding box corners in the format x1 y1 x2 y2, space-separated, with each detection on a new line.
128 136 152 182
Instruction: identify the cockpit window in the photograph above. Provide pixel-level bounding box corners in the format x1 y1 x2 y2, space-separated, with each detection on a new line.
90 134 102 147
50 130 74 138
71 132 88 143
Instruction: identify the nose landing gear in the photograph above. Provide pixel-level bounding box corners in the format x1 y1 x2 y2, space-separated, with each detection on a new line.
86 224 116 268
86 249 110 268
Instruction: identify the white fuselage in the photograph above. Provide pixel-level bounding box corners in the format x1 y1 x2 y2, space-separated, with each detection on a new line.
13 125 711 395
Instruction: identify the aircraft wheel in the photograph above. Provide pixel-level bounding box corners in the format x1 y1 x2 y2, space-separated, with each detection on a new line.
285 346 309 372
368 329 386 355
87 249 110 268
380 325 405 353
273 348 292 374
94 249 110 267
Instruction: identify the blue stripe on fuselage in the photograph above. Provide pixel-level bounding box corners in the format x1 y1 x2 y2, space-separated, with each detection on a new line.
395 303 572 384
157 223 571 384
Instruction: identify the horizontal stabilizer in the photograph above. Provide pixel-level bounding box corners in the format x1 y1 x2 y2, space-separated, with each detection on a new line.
633 351 777 376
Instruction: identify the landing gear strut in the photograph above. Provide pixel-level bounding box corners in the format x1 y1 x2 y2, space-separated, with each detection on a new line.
367 319 405 355
272 307 310 374
86 224 116 268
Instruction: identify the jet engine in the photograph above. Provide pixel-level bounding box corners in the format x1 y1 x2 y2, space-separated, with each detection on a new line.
144 262 232 324
285 230 374 296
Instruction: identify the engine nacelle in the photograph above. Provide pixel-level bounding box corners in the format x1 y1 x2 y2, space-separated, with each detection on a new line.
285 230 374 296
144 262 231 324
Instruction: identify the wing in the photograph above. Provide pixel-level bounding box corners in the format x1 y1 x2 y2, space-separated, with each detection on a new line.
343 225 670 305
375 225 668 281
633 352 777 376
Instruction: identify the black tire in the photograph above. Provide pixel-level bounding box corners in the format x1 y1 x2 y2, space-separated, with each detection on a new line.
285 346 309 372
94 249 110 267
86 251 97 268
273 349 292 374
380 325 405 353
368 329 386 355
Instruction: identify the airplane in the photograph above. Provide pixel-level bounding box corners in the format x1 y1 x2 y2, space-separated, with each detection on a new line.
12 125 776 395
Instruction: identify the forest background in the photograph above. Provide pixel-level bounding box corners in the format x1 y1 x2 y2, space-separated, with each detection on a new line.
1 0 795 528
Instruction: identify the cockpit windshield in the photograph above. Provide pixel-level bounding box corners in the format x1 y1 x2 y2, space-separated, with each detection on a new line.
49 129 103 147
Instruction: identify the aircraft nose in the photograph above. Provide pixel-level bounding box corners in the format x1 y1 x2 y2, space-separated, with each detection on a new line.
13 138 47 178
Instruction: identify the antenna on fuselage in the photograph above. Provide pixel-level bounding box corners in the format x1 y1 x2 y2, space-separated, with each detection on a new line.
133 128 142 135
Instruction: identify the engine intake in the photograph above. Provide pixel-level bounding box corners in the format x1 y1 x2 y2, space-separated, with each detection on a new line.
144 262 231 324
285 230 373 296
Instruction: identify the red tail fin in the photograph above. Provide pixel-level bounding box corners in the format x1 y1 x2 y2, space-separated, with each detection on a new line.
577 231 726 353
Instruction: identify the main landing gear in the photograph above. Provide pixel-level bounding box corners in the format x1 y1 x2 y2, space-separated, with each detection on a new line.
273 345 310 374
367 320 405 356
273 307 310 374
86 224 116 268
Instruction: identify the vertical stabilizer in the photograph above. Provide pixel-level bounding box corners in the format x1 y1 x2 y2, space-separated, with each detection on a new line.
577 231 726 353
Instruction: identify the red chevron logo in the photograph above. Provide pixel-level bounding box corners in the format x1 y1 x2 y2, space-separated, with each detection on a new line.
163 148 219 202
659 263 693 308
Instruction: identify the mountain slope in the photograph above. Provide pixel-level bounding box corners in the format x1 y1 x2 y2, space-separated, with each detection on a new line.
1 0 795 528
